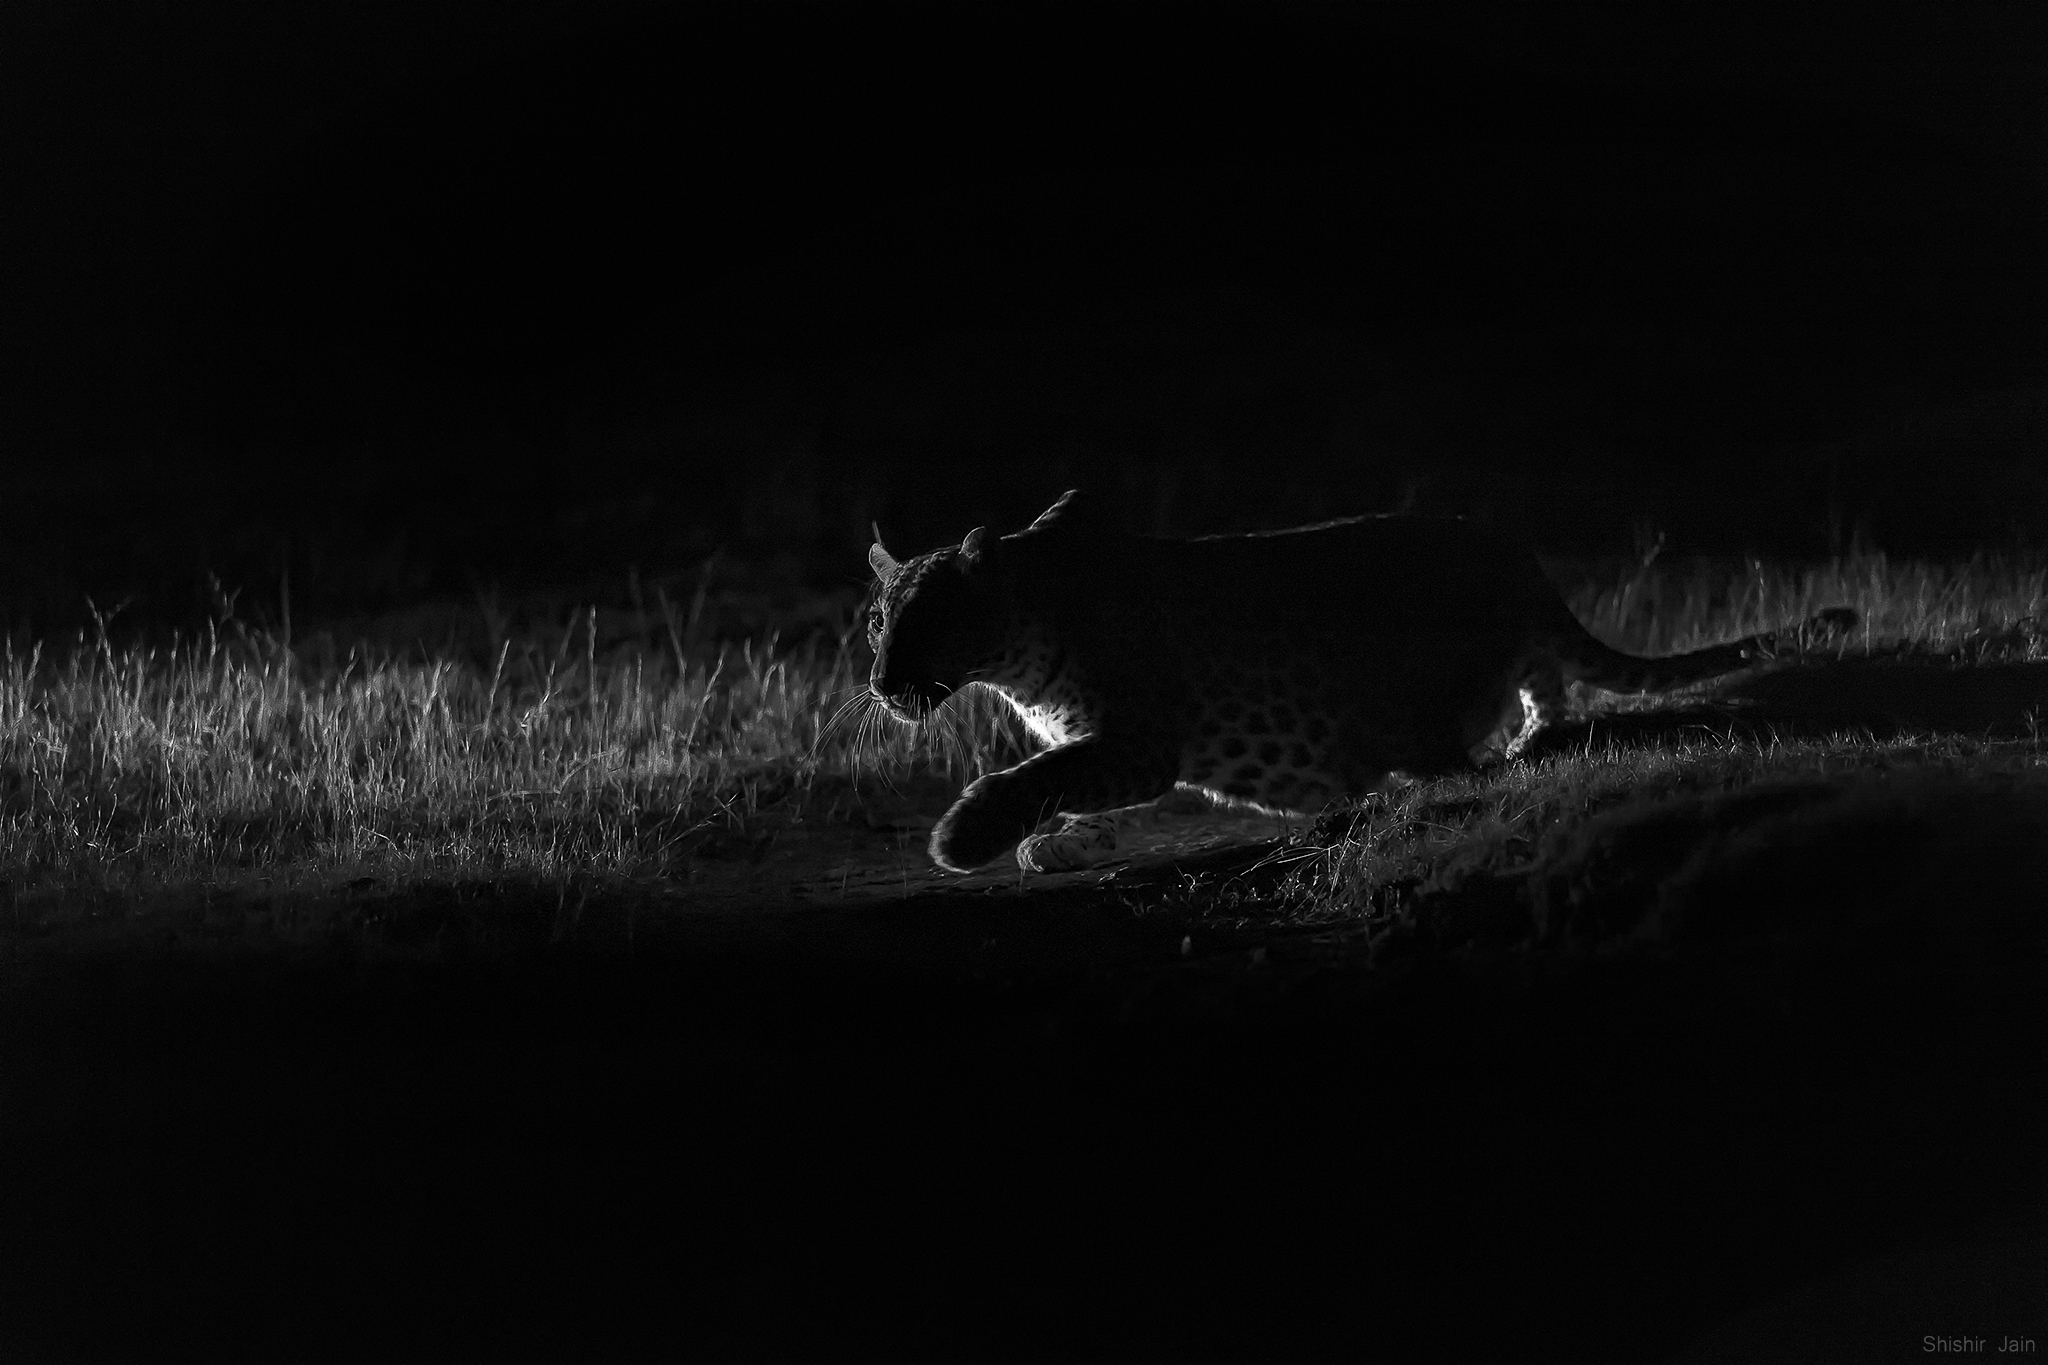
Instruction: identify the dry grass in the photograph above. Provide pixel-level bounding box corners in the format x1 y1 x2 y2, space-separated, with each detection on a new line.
1562 544 2047 655
0 603 1028 911
1 548 2042 921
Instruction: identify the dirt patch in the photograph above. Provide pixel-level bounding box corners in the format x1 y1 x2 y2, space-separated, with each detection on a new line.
1 813 2043 1360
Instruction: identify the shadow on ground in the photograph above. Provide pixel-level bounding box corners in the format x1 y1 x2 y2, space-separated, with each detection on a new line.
1 772 2043 1363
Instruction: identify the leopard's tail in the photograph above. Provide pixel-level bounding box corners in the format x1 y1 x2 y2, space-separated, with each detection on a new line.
1559 607 1859 695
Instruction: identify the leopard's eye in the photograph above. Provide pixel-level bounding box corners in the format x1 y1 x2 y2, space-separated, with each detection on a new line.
866 608 885 634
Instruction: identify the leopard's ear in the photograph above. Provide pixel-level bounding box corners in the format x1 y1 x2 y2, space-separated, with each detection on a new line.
867 530 900 582
1023 488 1087 534
960 526 987 563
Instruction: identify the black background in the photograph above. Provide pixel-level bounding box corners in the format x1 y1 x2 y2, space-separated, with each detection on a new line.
3 12 2046 1356
5 3 2048 623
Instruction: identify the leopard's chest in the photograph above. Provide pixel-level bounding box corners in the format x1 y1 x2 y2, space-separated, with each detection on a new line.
989 660 1101 748
1015 701 1086 747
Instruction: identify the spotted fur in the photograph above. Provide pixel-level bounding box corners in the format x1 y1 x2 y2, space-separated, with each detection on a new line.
866 490 1857 874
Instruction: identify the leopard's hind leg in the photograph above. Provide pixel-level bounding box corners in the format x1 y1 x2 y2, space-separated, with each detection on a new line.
1466 655 1566 766
1503 663 1566 761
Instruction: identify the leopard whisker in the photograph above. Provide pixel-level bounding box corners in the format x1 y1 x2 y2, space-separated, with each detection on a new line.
814 688 870 756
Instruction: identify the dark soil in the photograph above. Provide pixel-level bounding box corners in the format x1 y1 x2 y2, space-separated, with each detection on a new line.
1 801 2043 1363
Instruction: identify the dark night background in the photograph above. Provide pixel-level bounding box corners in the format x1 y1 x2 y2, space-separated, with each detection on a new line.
4 3 2047 626
3 10 2048 1358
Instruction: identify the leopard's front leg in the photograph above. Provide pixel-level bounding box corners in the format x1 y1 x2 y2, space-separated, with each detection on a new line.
929 737 1176 873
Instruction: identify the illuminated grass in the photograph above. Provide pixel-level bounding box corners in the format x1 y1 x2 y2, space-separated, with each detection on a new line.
0 548 2041 915
1561 545 2046 657
0 606 1028 907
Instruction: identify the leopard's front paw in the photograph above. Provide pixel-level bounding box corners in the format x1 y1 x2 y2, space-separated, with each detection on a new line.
1015 813 1122 873
928 796 1022 874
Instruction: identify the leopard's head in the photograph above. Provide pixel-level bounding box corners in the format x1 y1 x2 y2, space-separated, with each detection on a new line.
864 524 1004 723
864 491 1094 724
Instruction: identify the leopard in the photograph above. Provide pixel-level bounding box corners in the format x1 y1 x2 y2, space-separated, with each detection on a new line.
864 489 1858 875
